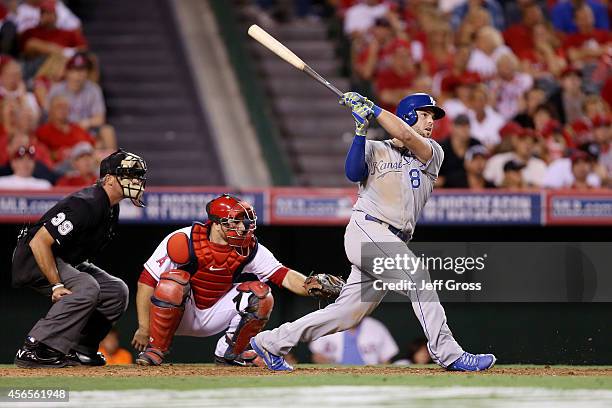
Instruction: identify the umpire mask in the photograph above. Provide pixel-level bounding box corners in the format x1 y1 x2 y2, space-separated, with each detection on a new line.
100 149 147 207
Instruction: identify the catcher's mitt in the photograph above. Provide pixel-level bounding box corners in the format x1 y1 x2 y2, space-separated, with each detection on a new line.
303 274 345 300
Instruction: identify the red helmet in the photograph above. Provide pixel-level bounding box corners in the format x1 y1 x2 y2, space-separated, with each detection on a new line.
206 194 257 253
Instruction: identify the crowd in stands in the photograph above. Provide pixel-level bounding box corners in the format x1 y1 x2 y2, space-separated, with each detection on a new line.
0 0 113 190
337 0 612 190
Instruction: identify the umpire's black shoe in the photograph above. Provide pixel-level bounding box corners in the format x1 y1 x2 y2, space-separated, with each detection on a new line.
65 350 106 366
14 336 69 368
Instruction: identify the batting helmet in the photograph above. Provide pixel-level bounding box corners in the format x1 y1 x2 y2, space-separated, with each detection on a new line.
396 93 445 126
206 194 257 253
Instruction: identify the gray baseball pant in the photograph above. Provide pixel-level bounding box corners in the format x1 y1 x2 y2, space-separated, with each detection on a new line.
256 211 464 367
11 240 129 355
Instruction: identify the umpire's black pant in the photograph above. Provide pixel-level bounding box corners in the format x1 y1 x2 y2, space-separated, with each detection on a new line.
11 239 129 355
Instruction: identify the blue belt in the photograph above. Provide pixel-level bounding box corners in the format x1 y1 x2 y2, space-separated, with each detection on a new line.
364 214 411 242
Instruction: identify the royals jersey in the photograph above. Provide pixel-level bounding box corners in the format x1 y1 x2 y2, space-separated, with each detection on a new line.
354 139 444 235
143 227 287 285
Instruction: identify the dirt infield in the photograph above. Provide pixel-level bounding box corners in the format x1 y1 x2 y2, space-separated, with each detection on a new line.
2 365 612 378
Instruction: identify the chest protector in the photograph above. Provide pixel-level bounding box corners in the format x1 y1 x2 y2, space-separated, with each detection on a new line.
188 222 256 309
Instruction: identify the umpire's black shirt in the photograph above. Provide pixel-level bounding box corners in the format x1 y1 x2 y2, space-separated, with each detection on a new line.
24 184 119 265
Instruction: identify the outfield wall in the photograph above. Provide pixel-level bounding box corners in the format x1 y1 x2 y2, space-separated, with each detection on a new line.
1 221 611 365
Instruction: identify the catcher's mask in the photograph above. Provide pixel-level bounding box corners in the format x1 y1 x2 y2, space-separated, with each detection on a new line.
206 194 257 255
100 149 147 207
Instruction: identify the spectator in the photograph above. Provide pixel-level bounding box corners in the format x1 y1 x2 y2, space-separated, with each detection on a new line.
35 93 95 164
422 21 455 76
456 6 492 46
344 0 390 38
0 56 40 128
20 0 87 64
520 22 566 79
309 316 398 365
440 70 480 119
0 3 18 58
551 0 609 34
551 67 586 125
489 52 534 120
15 0 81 34
393 338 433 365
466 26 511 78
570 150 597 189
451 0 505 31
563 3 612 66
542 146 603 188
569 94 610 143
3 130 54 170
501 160 527 188
0 144 51 189
353 17 396 82
591 115 612 181
32 53 66 109
513 86 549 128
467 84 506 147
484 128 548 186
56 142 97 186
442 143 495 188
463 144 496 188
497 120 526 153
533 104 559 134
541 119 575 162
48 52 117 150
98 328 133 365
503 1 544 57
375 39 417 112
438 114 482 187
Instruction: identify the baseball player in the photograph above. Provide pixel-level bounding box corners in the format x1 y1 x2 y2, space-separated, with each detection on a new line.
250 92 496 372
132 194 344 366
12 149 147 368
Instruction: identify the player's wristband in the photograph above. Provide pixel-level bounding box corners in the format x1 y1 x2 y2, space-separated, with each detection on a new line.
372 104 382 118
51 283 64 291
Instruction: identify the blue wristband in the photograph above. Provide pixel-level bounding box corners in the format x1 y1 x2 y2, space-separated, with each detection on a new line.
372 104 382 118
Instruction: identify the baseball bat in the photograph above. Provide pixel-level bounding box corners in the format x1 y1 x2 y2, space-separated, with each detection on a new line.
247 24 344 98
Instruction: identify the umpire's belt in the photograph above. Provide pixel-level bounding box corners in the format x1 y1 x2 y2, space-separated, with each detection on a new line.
364 214 411 242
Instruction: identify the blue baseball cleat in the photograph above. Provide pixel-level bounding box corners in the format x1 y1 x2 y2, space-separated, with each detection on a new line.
249 337 293 372
447 352 496 372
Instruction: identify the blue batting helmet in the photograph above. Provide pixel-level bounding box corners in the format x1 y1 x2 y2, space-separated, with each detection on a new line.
396 93 445 126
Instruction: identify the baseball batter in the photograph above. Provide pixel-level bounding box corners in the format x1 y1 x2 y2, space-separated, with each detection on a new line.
133 194 343 366
251 92 496 372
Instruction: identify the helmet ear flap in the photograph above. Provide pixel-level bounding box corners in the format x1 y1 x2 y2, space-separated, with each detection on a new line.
404 109 418 126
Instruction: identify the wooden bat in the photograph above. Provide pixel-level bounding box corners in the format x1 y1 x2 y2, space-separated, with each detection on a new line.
247 24 344 98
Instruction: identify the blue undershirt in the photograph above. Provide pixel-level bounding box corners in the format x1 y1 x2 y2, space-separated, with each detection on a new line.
344 135 368 182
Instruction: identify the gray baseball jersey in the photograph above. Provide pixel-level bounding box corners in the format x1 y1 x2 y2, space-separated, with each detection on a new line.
354 138 444 235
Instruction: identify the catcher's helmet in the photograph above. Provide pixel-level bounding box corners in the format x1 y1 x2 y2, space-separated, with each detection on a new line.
396 93 445 126
100 149 147 207
206 194 257 254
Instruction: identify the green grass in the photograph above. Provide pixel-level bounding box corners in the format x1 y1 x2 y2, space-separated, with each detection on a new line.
1 365 611 391
1 374 612 391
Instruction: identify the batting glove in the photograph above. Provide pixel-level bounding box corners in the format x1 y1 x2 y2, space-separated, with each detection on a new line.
339 92 382 121
354 104 372 136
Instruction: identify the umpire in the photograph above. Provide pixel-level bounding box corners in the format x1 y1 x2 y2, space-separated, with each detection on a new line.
12 149 147 368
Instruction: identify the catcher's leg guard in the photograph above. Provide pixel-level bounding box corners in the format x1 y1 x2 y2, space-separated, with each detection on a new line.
223 281 274 362
136 269 190 366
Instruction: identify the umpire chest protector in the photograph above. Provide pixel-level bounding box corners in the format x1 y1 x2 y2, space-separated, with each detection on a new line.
167 222 257 310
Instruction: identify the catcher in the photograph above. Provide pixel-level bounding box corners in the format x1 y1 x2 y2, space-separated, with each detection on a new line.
132 194 343 366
